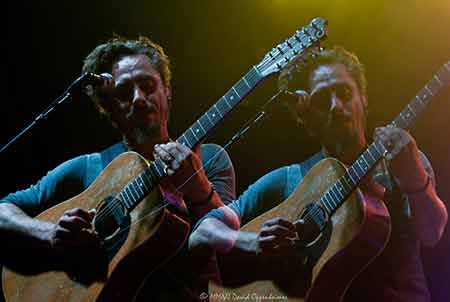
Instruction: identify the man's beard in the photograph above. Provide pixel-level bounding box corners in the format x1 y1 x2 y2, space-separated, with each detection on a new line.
322 123 360 152
131 122 161 145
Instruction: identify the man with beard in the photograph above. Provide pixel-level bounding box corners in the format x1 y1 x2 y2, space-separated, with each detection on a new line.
0 36 235 301
189 46 447 301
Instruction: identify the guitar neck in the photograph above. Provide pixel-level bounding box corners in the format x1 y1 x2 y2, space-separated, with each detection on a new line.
392 63 450 130
176 67 262 148
119 67 264 211
318 62 450 216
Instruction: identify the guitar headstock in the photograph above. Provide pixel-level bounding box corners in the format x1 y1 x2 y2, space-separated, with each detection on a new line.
256 17 327 78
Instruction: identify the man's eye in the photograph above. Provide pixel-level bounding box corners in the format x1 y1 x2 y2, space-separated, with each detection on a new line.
141 80 155 94
310 91 331 112
337 86 352 101
115 88 132 103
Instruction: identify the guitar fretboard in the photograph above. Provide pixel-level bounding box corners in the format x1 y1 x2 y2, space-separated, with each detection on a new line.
176 67 262 148
393 64 450 129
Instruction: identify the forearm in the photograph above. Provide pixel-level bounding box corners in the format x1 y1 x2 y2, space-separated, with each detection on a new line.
0 203 53 253
189 216 243 253
388 145 448 246
408 183 448 246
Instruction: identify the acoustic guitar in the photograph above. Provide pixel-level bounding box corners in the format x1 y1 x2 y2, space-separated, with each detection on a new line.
210 61 450 302
2 18 328 302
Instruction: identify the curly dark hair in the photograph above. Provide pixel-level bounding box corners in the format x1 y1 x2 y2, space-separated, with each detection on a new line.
82 36 172 115
279 46 367 96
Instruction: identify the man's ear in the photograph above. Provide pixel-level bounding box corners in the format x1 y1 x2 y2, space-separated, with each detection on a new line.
165 86 173 108
361 94 368 111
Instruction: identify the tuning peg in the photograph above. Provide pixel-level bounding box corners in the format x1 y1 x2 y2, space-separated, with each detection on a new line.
302 28 309 36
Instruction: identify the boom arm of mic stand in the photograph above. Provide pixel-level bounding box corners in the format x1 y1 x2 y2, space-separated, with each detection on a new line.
227 89 284 146
0 73 89 156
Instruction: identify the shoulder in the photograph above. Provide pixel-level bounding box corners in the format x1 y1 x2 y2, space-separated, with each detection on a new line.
255 165 291 185
238 165 294 206
229 165 295 224
200 143 229 160
199 143 233 170
417 150 432 170
44 154 90 180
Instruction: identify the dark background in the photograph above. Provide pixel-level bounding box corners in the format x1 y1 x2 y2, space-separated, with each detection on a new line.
4 1 450 301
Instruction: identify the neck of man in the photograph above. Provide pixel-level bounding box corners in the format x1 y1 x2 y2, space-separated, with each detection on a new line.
123 130 170 160
322 135 367 166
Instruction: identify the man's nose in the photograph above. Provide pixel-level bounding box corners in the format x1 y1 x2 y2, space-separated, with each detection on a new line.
329 92 344 113
132 86 147 107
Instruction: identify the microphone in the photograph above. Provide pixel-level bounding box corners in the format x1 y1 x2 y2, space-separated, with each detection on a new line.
284 90 310 102
279 89 310 126
77 72 114 98
83 72 115 87
283 89 310 109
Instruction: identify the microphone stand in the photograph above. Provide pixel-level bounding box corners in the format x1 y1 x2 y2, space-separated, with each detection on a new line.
0 73 93 155
225 89 285 147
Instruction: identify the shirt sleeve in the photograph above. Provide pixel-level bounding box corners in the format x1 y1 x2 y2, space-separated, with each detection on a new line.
200 143 236 204
417 150 436 187
0 155 89 217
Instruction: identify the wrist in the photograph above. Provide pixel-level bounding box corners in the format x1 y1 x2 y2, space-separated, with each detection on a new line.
182 172 213 202
202 185 215 200
181 172 211 200
188 186 224 219
189 186 215 206
38 224 59 252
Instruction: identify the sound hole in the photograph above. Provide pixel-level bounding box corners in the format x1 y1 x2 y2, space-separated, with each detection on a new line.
298 203 329 246
94 196 127 239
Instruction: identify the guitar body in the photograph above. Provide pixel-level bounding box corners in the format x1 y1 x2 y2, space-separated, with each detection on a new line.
2 151 190 302
210 158 391 302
